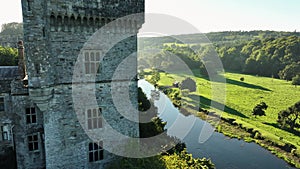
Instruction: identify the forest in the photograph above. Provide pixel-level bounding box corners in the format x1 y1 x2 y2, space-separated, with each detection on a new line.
139 30 300 84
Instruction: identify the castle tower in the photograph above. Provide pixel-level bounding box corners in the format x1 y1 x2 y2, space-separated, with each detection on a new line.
21 0 144 168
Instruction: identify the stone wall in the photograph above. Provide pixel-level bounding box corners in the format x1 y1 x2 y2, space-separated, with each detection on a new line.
0 66 19 93
10 95 45 169
21 0 144 168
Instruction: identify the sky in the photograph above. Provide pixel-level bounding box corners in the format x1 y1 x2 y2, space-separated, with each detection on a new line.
1 0 300 33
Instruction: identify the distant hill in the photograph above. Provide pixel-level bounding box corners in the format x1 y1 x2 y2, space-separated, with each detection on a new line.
139 30 300 48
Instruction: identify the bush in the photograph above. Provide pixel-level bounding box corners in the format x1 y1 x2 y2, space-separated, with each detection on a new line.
108 156 166 169
252 102 268 117
254 132 262 139
0 46 18 66
109 149 215 169
292 75 300 86
138 87 151 111
163 149 215 169
217 125 222 132
277 101 300 130
291 148 297 155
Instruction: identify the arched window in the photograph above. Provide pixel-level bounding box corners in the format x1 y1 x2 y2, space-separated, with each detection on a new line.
70 15 75 32
50 14 56 31
57 15 62 31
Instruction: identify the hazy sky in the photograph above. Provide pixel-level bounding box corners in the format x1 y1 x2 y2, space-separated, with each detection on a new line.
1 0 299 33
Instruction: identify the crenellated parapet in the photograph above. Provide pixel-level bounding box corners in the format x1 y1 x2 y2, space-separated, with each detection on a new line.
49 12 142 34
44 0 144 17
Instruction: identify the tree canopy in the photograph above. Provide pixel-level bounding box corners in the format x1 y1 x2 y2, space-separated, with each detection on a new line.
278 101 300 130
279 62 300 81
252 102 268 117
148 70 161 86
139 31 300 84
0 22 23 35
0 46 18 66
292 75 300 86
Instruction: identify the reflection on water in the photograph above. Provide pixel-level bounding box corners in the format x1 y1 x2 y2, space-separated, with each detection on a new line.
139 79 295 169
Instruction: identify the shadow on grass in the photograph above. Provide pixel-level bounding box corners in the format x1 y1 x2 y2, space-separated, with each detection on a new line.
195 73 272 92
263 122 300 137
189 94 248 119
225 78 272 91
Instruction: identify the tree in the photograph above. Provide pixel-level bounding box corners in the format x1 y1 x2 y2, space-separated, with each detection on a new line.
149 70 160 87
180 77 196 92
278 62 300 81
252 102 268 117
163 149 215 169
292 75 300 86
0 22 23 35
244 57 259 75
0 46 18 66
278 101 300 130
138 87 151 111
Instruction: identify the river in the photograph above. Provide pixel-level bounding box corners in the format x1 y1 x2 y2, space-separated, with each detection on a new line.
138 79 295 169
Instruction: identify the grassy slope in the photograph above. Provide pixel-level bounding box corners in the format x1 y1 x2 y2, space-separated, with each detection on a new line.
156 71 300 165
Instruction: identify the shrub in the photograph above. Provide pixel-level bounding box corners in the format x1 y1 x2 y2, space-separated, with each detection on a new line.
292 75 300 86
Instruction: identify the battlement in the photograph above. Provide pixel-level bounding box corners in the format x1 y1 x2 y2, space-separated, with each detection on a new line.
23 0 144 18
48 0 143 16
22 0 144 41
49 13 141 34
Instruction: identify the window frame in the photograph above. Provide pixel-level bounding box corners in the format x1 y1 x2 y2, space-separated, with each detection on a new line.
84 50 101 75
2 131 8 140
1 126 8 141
28 133 39 152
86 108 103 130
88 141 104 162
26 107 37 124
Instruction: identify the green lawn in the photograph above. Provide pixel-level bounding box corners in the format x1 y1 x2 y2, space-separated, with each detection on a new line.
157 71 300 152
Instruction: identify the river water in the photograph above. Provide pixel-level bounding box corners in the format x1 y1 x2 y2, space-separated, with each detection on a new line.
138 79 295 169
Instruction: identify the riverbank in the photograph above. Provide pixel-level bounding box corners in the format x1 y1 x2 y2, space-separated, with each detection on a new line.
164 89 300 168
107 86 215 169
198 110 300 168
145 71 300 168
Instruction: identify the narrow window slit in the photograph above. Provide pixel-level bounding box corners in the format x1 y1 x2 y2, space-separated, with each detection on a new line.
42 27 45 37
27 0 31 11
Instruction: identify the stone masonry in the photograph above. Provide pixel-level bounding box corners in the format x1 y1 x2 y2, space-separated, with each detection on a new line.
0 0 147 168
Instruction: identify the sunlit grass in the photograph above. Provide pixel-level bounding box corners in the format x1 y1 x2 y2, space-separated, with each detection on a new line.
157 71 300 152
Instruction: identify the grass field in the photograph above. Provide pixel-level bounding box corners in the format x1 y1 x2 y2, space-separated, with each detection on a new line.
154 71 300 167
